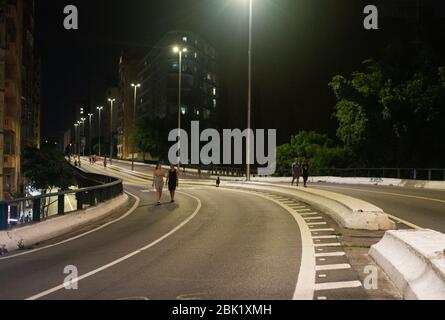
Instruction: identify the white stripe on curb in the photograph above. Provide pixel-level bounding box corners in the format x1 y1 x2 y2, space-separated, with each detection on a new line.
315 252 346 258
315 281 362 291
315 264 351 271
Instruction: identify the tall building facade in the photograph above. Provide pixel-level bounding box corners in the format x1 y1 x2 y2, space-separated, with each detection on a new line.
117 51 143 160
136 30 219 127
0 0 40 200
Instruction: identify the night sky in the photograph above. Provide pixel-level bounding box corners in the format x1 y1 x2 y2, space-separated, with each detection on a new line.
35 0 445 144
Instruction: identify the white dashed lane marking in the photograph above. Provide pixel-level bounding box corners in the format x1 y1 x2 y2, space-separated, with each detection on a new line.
248 191 366 300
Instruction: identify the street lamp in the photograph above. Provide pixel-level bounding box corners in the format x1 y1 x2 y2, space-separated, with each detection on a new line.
173 46 188 171
108 98 116 165
246 0 253 181
81 117 86 156
88 113 93 155
97 106 104 157
131 83 141 171
74 123 79 156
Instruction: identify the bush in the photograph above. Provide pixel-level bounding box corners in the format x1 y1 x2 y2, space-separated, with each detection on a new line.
275 131 358 176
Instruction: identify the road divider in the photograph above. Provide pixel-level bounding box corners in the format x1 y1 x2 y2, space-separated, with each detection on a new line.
226 182 395 231
369 229 445 300
0 194 129 255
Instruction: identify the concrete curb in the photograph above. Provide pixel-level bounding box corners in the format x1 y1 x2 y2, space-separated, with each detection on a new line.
245 176 445 191
0 194 129 254
369 229 445 300
226 182 395 231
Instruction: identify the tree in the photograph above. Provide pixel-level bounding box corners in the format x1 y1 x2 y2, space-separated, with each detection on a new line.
329 46 445 167
275 131 356 176
131 117 172 161
22 146 74 192
22 146 75 217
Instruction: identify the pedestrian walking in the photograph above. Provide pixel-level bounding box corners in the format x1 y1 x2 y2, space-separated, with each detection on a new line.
216 176 221 188
153 163 165 206
166 164 179 203
291 158 302 187
302 160 310 188
104 156 108 169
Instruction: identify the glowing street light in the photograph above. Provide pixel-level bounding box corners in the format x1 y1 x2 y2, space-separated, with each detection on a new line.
88 113 94 155
97 106 104 157
108 98 116 165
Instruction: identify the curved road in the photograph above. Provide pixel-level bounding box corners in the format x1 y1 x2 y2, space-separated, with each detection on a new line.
0 167 302 300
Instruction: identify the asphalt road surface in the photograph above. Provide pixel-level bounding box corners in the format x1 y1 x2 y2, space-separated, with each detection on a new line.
0 168 302 300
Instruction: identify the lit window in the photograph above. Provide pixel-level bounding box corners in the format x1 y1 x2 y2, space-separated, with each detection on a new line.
172 63 179 70
181 106 187 115
207 73 212 81
194 52 198 59
182 36 188 42
213 88 216 96
213 99 217 108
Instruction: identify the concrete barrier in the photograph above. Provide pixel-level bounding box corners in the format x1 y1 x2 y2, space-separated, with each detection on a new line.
0 194 129 255
245 176 445 191
369 229 445 300
226 182 395 231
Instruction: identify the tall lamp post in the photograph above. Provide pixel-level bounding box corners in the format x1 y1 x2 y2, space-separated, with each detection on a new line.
246 0 253 181
76 121 81 156
97 106 104 157
108 98 116 165
81 117 86 156
173 46 187 171
131 83 141 171
88 113 93 155
74 123 79 156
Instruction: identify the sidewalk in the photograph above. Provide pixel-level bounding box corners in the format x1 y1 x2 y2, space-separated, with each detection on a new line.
0 194 129 255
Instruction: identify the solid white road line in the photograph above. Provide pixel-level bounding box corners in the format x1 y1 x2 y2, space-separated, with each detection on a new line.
304 217 323 220
221 188 316 300
315 264 351 271
0 192 140 262
386 214 422 230
315 252 346 258
26 191 202 300
314 281 362 291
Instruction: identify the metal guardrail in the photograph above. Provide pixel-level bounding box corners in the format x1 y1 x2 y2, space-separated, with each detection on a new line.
313 168 445 181
0 168 123 231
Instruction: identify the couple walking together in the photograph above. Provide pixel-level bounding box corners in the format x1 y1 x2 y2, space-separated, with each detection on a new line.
153 164 179 206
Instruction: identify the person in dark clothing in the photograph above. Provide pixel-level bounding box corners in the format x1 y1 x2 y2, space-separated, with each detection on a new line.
302 161 310 188
166 164 179 203
216 176 221 188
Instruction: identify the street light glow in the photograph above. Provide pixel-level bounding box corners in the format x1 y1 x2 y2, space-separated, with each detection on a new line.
173 46 187 53
131 83 141 88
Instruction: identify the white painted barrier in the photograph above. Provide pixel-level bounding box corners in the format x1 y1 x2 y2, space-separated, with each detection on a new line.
246 176 445 191
227 182 395 231
369 229 445 300
0 194 129 255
